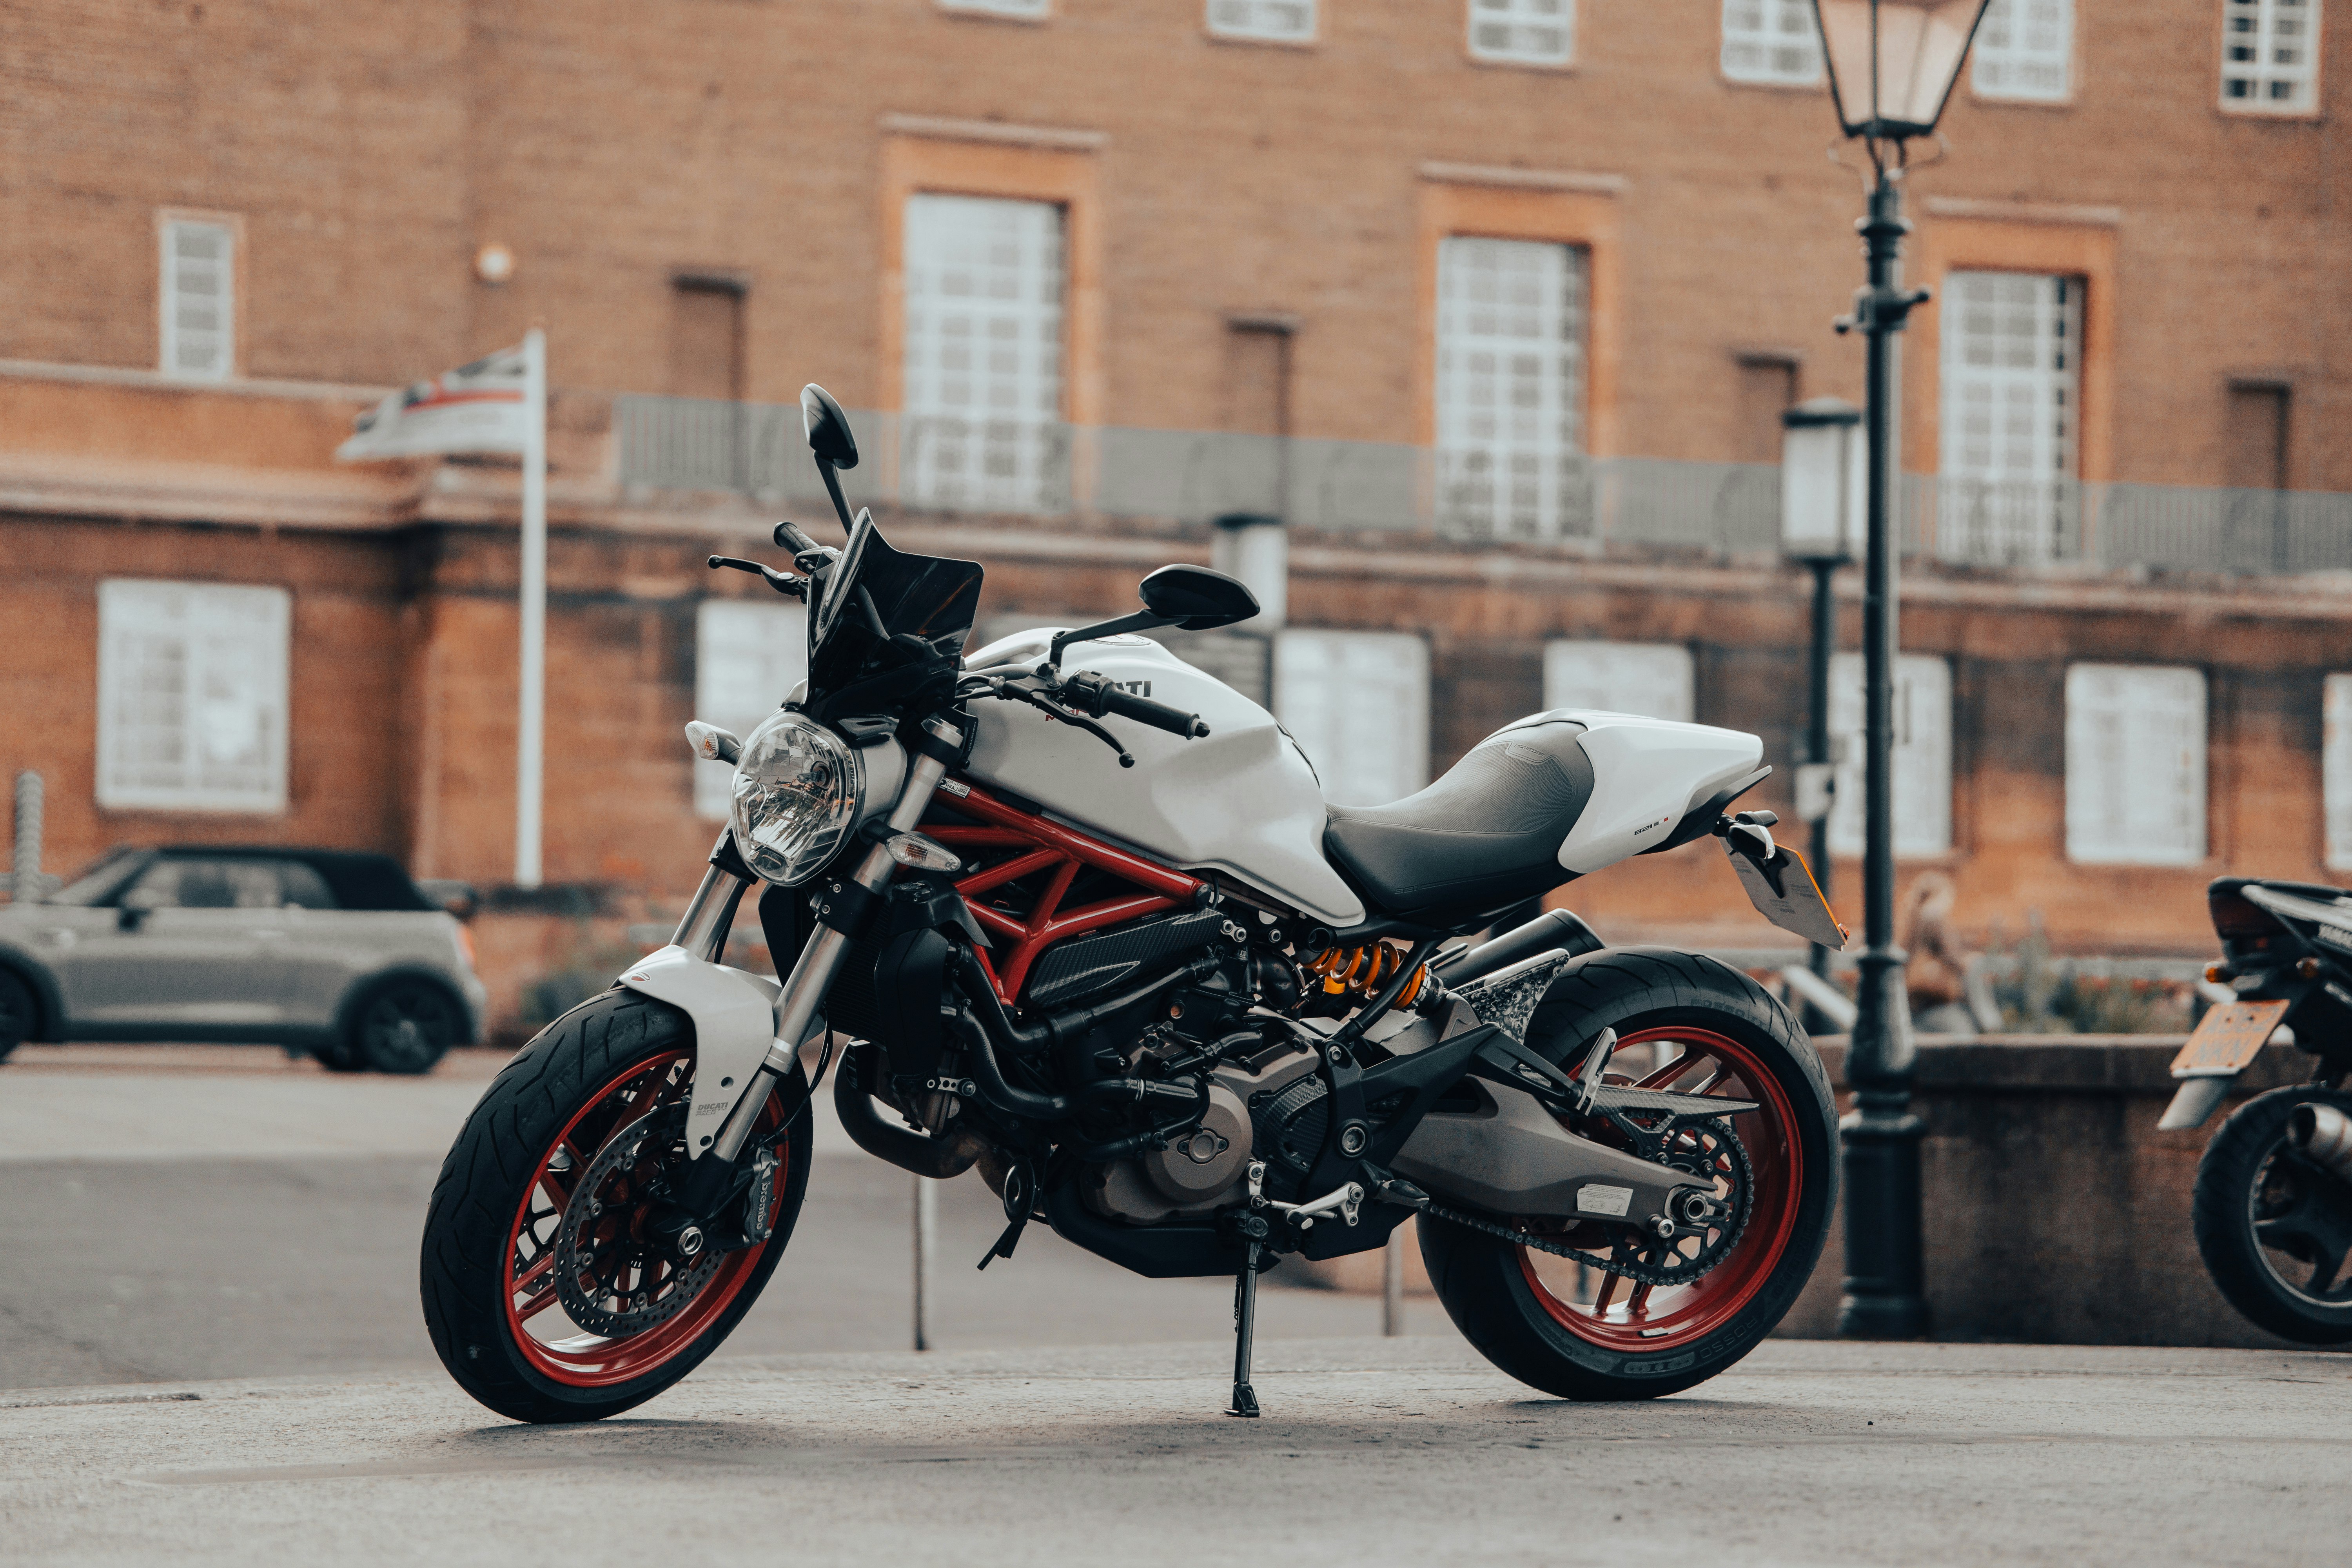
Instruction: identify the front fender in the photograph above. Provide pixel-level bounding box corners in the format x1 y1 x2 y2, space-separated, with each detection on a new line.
617 946 780 1156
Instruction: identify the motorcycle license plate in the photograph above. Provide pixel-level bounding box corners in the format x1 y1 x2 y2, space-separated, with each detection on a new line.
2169 999 2290 1078
1728 843 1848 951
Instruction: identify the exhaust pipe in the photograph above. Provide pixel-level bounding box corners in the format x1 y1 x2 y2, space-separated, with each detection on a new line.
833 1042 985 1179
2288 1102 2352 1184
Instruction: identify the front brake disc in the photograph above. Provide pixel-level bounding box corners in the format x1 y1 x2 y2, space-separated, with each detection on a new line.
553 1104 722 1338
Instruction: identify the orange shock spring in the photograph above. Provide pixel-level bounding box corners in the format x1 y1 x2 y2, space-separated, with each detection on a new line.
1307 942 1427 1009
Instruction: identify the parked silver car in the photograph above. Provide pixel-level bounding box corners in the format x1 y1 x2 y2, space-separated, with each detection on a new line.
0 846 488 1073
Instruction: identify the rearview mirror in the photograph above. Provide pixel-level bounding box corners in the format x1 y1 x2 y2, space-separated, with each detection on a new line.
800 384 860 471
1138 565 1259 631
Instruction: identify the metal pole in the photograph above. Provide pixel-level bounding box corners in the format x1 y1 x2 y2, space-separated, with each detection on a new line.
514 326 548 889
1838 167 1929 1340
1381 1228 1405 1336
1807 558 1838 994
10 772 42 904
913 1174 936 1352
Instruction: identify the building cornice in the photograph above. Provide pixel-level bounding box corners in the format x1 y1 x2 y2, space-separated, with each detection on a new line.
0 358 393 403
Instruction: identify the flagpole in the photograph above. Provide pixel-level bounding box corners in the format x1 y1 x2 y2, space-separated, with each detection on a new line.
516 326 547 890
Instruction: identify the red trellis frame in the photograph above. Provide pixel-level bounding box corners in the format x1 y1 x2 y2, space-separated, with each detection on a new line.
926 779 1203 1005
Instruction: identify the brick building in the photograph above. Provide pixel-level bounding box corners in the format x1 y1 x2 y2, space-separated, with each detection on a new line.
4 0 2349 1024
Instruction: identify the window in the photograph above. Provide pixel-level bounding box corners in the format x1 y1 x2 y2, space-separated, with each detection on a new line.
1720 0 1822 85
900 193 1067 514
96 580 289 813
122 857 334 910
670 279 745 402
2222 0 2320 112
2065 664 2206 866
160 219 234 381
1543 641 1694 722
1828 653 1953 858
1939 270 2083 564
1435 236 1590 541
694 599 809 819
1274 631 1429 807
1972 0 2073 100
1207 0 1316 42
1468 0 1574 65
942 0 1049 13
2326 675 2352 869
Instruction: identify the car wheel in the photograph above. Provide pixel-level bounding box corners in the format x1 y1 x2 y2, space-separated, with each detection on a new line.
347 977 463 1075
0 970 34 1065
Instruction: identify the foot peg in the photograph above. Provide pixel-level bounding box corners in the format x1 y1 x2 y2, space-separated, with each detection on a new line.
1245 1159 1365 1231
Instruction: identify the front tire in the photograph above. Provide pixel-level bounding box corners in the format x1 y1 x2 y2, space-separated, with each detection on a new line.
420 989 812 1423
2192 1085 2352 1345
1419 948 1837 1401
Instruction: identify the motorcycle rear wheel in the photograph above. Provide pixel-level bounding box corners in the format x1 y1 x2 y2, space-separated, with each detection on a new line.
420 988 811 1422
1419 948 1837 1401
2191 1085 2352 1345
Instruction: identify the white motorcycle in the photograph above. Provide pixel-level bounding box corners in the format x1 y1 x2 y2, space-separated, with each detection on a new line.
421 387 1844 1424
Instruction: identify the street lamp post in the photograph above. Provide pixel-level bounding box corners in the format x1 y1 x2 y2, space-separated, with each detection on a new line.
1808 0 1990 1340
1780 398 1865 1022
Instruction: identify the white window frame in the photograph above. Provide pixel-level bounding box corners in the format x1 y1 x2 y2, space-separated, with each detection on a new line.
900 193 1067 515
2322 674 2352 870
1542 641 1694 722
939 0 1049 16
1467 0 1575 66
1206 0 1317 44
159 216 235 382
2064 664 2207 867
1274 630 1430 808
1720 0 1824 85
1828 653 1953 859
1434 235 1590 542
693 599 809 819
2221 0 2321 114
96 579 289 814
1938 269 2084 564
1971 0 2073 102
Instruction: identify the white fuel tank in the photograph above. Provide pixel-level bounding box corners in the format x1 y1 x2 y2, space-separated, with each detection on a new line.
961 630 1366 927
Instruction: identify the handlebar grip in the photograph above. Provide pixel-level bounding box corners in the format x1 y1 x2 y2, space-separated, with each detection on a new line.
773 520 822 555
1098 685 1210 740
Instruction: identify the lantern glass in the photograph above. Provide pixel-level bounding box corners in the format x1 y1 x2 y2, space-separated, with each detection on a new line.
1781 399 1866 561
1813 0 1989 140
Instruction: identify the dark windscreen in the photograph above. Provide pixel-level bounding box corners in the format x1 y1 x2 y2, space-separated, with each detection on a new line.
806 520 984 699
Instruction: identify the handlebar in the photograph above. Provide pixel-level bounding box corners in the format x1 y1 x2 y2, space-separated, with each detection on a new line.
1062 671 1210 739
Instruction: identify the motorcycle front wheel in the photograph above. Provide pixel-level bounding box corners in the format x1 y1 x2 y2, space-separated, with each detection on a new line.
2191 1085 2352 1345
1419 948 1837 1401
420 988 811 1423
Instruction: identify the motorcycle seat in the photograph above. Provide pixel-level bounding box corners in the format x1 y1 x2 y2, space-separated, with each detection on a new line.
1322 718 1594 918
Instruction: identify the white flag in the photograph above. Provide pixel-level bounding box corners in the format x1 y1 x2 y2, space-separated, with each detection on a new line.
337 345 532 460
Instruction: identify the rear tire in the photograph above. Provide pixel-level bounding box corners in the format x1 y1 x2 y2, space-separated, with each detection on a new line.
1419 948 1837 1401
419 988 812 1422
2192 1085 2352 1345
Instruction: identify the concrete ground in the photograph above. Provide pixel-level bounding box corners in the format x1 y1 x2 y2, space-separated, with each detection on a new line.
3 1046 2344 1566
5 1340 2346 1566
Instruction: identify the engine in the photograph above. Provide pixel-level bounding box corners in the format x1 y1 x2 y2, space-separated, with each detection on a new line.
1082 1032 1324 1223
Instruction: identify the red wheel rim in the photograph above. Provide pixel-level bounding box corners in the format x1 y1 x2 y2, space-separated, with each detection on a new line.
501 1051 787 1388
1516 1025 1802 1354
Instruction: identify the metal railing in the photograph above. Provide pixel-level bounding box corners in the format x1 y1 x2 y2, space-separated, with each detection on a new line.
618 395 2352 576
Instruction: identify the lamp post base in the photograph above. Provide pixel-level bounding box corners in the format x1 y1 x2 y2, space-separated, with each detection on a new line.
1837 1087 1929 1339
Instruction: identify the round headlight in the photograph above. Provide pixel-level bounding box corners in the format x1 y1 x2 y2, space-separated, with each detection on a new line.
729 711 862 886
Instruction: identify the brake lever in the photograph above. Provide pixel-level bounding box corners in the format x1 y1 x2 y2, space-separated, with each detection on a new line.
1009 684 1136 768
707 555 807 599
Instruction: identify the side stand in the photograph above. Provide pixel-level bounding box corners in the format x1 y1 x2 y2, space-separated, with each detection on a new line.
1227 1238 1262 1418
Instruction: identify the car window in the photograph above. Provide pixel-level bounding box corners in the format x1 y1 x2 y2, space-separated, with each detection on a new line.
44 848 148 906
276 861 338 909
127 859 293 910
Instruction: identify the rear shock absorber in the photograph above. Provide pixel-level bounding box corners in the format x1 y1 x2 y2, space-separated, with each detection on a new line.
1308 942 1434 1010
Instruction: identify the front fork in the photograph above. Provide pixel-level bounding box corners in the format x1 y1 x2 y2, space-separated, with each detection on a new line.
702 715 966 1166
